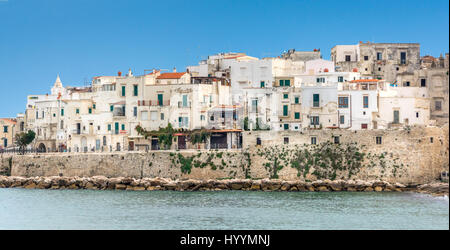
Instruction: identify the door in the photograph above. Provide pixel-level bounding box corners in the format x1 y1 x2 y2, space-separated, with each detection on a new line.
158 94 163 106
393 110 399 124
129 141 135 151
115 122 119 135
178 136 186 150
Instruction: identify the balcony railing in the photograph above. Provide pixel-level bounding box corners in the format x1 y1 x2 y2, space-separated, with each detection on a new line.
138 100 170 106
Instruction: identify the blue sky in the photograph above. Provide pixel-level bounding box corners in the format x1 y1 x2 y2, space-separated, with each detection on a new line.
0 0 448 117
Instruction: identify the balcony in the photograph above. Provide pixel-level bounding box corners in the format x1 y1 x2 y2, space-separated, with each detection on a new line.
138 100 170 106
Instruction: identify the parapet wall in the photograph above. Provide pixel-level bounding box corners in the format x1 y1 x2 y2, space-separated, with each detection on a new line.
1 126 448 185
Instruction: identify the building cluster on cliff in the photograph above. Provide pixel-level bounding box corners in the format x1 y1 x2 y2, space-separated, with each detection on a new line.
1 42 449 152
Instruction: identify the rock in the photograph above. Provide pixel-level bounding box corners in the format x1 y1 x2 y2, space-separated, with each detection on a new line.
364 187 374 192
115 184 127 190
316 186 329 192
24 182 37 189
280 182 291 191
147 186 162 191
230 182 244 190
85 182 98 190
374 186 383 192
133 186 146 191
250 183 261 191
289 186 298 191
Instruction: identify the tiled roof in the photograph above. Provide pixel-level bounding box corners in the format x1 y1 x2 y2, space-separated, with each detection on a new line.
156 72 187 79
0 118 17 124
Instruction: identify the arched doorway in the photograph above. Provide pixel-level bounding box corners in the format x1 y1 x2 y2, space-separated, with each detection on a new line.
37 143 46 153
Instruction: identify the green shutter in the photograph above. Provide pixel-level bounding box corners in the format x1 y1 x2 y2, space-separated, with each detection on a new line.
108 124 111 131
89 108 92 114
158 94 163 106
295 112 300 119
280 80 284 86
283 105 288 116
76 108 79 114
295 97 299 104
285 79 290 86
133 85 138 96
61 109 64 116
121 86 126 96
121 124 125 130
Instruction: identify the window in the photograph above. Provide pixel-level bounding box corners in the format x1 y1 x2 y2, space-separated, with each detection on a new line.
210 115 214 121
339 115 345 125
200 115 205 121
404 81 410 87
283 124 289 130
3 138 7 147
376 136 382 144
283 105 289 116
121 124 125 131
284 137 289 144
150 111 157 121
89 108 92 114
133 107 137 117
345 55 351 61
400 52 406 64
284 79 290 86
103 136 107 146
110 105 114 112
108 124 111 131
97 126 100 130
363 96 369 108
338 97 349 108
334 136 340 144
311 137 317 145
141 111 149 121
121 86 126 96
338 76 344 82
416 112 419 118
161 113 164 120
378 67 381 71
260 81 265 88
93 104 96 109
364 55 369 61
420 79 426 87
313 94 320 107
295 112 300 119
256 137 261 146
294 97 300 104
221 111 225 119
133 85 138 96
316 77 325 83
3 126 8 133
279 80 284 86
283 93 289 99
377 52 382 60
430 137 434 143
61 109 64 116
310 116 319 125
76 108 80 114
60 121 64 129
361 124 368 129
435 101 442 111
182 95 188 107
53 113 56 117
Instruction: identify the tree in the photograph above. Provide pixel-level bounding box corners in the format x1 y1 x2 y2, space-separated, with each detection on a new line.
15 130 36 154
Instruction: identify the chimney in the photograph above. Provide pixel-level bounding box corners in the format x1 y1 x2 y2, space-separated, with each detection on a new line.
173 67 177 73
118 71 122 76
128 68 133 77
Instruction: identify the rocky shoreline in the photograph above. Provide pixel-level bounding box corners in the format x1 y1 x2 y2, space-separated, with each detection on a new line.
0 176 448 196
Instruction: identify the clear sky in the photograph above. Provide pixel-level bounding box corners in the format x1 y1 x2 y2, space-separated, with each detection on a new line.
0 0 448 117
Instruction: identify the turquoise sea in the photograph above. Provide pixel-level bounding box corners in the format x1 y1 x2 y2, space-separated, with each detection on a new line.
0 189 448 230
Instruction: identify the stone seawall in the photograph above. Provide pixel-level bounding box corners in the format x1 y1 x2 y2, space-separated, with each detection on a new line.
1 126 448 185
0 176 447 196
